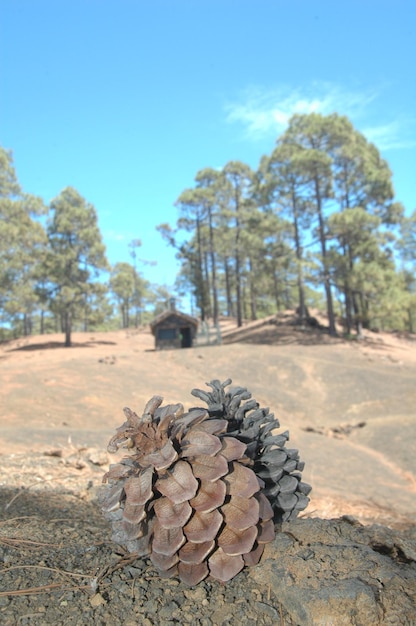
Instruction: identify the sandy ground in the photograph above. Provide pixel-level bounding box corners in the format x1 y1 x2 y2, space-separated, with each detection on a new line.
1 317 415 623
1 318 415 526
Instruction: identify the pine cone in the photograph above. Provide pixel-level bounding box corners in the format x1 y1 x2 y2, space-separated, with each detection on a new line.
101 379 310 585
191 379 311 523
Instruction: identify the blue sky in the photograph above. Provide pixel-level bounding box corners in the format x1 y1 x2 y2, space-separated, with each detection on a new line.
2 0 415 293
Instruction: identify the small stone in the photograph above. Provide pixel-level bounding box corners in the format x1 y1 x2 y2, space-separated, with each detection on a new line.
89 593 107 607
256 601 279 620
43 449 63 457
88 449 109 466
184 587 207 601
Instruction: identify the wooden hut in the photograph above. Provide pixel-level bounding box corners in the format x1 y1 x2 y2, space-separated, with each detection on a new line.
150 303 198 350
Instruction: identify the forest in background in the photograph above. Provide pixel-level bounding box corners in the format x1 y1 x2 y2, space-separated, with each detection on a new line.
1 113 415 346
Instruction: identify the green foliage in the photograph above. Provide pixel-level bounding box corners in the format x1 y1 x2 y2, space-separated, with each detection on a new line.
274 113 403 335
44 187 110 345
160 114 413 336
399 209 416 262
0 147 174 341
1 113 414 342
109 261 151 328
0 148 47 333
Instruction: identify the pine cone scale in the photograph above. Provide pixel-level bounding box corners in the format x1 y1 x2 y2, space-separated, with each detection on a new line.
188 454 228 481
183 509 223 543
223 462 260 498
217 525 258 556
178 561 208 586
123 469 154 505
178 539 215 564
154 497 192 529
208 548 244 582
189 479 226 512
181 431 222 457
155 461 198 503
221 496 260 530
152 521 185 556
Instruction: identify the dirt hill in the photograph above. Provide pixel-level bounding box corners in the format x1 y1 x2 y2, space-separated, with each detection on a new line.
1 317 415 624
1 316 415 526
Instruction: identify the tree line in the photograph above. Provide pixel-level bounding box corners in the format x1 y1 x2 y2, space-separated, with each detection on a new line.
159 113 416 336
1 112 415 346
0 148 173 345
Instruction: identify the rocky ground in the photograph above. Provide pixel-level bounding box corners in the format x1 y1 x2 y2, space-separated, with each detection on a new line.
0 451 415 625
1 317 416 624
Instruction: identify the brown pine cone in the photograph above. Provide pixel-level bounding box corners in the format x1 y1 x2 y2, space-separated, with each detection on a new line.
101 380 310 585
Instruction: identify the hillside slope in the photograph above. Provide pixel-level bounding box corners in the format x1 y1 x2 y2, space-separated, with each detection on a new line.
1 320 415 526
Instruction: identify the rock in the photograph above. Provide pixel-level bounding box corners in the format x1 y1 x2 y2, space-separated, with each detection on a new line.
89 593 107 607
87 449 109 466
250 517 416 625
43 449 63 457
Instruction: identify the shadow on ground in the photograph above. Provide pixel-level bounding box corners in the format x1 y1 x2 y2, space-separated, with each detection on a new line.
6 339 117 352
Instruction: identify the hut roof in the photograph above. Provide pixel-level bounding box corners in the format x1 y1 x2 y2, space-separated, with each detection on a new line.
150 310 198 336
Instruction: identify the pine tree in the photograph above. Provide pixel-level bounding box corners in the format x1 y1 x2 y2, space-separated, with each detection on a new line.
46 187 109 346
282 114 337 335
259 143 313 320
0 147 47 335
222 161 255 327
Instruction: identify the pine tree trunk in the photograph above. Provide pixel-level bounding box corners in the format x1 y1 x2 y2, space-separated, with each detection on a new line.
314 176 336 336
224 257 234 318
292 194 306 320
343 283 353 335
208 207 219 325
242 282 248 321
235 214 243 328
248 258 257 321
407 309 414 333
235 268 242 326
272 267 281 312
196 216 206 321
203 250 212 318
64 309 72 347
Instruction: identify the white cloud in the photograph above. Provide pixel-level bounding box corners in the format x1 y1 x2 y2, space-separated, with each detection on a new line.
225 82 378 137
224 82 413 151
105 230 126 242
362 121 416 151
